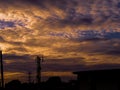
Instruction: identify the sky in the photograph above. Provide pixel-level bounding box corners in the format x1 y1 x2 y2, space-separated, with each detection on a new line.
0 0 120 83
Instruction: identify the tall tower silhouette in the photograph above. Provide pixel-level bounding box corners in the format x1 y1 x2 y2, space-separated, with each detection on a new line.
36 55 43 84
0 50 4 88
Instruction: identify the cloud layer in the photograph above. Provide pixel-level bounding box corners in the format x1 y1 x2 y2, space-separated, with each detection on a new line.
0 0 120 82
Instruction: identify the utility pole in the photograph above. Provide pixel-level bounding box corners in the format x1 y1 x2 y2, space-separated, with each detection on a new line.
0 50 4 88
36 55 43 84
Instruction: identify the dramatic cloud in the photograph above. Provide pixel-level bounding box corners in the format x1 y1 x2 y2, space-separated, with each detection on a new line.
0 0 120 82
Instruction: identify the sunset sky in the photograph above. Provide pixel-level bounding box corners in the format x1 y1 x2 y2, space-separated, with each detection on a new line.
0 0 120 83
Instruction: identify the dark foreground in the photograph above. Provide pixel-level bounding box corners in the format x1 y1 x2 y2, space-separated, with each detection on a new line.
0 69 120 90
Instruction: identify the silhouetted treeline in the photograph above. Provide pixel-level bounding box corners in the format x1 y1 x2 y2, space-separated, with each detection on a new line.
2 76 75 90
1 69 120 90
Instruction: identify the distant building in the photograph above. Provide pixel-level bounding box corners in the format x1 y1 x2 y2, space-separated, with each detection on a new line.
73 69 120 90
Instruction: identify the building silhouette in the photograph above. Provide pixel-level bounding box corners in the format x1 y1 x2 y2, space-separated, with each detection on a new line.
73 69 120 90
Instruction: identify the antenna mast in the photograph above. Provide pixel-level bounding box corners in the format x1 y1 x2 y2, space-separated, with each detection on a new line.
36 55 43 84
0 50 4 88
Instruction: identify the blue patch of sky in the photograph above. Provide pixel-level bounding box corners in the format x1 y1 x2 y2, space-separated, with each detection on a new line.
0 20 26 29
49 29 120 40
0 20 15 29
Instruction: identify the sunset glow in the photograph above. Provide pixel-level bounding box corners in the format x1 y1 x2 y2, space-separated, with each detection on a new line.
0 0 120 83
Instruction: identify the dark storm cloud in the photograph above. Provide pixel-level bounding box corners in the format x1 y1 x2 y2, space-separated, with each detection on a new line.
80 39 120 56
4 61 36 72
42 63 120 72
3 54 32 61
105 50 120 55
0 0 67 7
97 46 120 56
4 57 85 72
3 54 35 72
42 64 87 72
19 0 77 9
89 64 120 70
60 12 93 26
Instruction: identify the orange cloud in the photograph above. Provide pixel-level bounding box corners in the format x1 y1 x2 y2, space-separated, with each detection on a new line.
0 0 120 83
